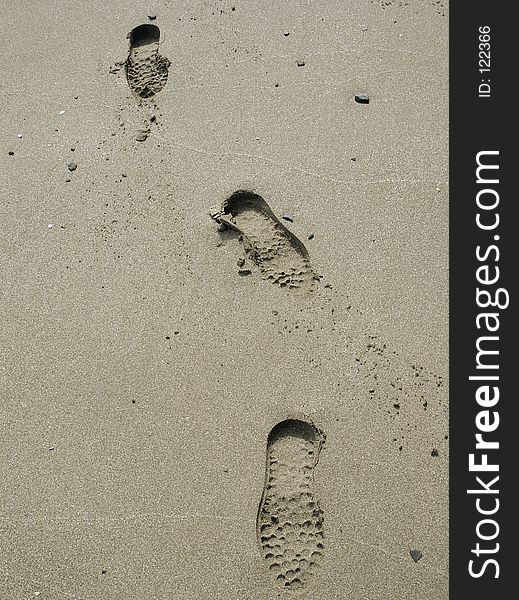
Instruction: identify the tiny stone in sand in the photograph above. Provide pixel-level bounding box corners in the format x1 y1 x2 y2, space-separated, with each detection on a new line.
410 549 423 563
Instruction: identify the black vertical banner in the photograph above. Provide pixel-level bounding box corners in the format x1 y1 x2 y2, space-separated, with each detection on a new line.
450 2 515 599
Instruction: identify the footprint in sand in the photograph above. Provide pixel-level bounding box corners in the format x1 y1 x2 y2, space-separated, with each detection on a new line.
125 24 170 98
257 419 325 590
212 191 315 292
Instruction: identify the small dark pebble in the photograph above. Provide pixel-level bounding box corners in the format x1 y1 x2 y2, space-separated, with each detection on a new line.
67 162 77 172
308 233 314 240
150 115 157 123
296 60 305 67
101 569 107 575
237 258 245 267
148 14 157 20
136 130 148 142
431 449 439 457
8 151 14 156
351 157 357 161
238 269 252 277
393 403 400 409
355 94 370 104
282 213 294 222
410 549 422 563
283 31 290 37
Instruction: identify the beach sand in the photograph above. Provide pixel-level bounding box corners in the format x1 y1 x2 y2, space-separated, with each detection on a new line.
1 1 448 598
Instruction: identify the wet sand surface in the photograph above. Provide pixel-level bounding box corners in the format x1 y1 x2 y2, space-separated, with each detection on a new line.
1 1 448 598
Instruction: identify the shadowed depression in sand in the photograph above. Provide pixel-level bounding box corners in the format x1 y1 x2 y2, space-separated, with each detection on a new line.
213 191 315 292
125 24 170 98
257 420 325 590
